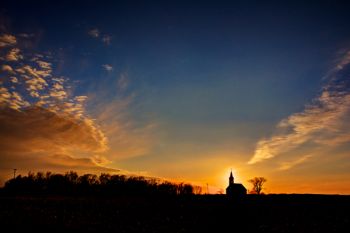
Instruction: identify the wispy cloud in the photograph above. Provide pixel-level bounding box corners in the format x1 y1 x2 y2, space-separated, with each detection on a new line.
0 33 111 180
95 97 157 159
117 72 129 91
102 35 112 45
335 50 350 71
5 48 23 61
36 60 52 70
0 107 107 153
0 31 154 184
1 65 15 74
102 64 113 72
89 72 157 160
18 33 35 38
279 154 313 170
88 28 100 38
0 34 16 47
10 76 18 83
249 49 350 165
87 28 112 45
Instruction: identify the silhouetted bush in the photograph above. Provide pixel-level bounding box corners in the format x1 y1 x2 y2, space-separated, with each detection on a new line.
3 171 200 197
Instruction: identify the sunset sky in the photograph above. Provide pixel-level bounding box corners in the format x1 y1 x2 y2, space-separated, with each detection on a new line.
1 1 350 194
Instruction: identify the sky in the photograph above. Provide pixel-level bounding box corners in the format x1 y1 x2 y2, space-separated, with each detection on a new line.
1 1 350 194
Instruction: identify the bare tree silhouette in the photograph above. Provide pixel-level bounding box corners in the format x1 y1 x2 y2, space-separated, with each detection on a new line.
248 177 267 194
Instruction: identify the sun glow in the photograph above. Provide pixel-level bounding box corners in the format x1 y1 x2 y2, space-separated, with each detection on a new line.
212 167 242 192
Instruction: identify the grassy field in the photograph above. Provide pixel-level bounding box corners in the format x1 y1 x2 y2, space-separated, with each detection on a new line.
0 194 349 232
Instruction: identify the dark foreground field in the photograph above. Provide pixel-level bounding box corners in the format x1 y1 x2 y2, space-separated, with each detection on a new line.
0 194 349 233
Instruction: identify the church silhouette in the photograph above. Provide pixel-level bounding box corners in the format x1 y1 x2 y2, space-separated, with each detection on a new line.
226 171 247 197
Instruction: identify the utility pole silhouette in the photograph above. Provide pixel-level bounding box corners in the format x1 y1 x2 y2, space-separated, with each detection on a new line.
206 183 209 194
13 169 17 179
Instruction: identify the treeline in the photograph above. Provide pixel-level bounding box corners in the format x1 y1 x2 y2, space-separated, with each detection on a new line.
3 171 202 196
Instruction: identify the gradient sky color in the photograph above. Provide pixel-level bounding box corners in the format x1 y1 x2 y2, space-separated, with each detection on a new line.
1 1 350 194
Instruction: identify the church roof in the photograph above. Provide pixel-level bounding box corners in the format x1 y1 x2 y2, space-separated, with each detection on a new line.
227 183 246 190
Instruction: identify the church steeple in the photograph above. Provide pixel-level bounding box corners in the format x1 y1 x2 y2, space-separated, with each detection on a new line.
226 170 247 197
229 170 234 185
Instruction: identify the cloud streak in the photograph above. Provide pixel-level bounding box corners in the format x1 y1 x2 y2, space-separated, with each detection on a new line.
0 31 155 185
90 73 157 159
102 35 112 45
102 64 113 72
0 107 107 154
279 154 313 170
0 33 111 181
0 34 16 47
249 49 350 165
88 28 99 38
87 28 112 45
5 48 23 61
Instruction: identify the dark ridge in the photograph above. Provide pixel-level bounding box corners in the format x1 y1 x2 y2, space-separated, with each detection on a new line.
1 171 202 197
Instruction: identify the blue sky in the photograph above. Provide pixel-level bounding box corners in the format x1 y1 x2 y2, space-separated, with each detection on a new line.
1 1 350 193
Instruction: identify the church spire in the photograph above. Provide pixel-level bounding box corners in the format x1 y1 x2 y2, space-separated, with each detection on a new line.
229 169 234 185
